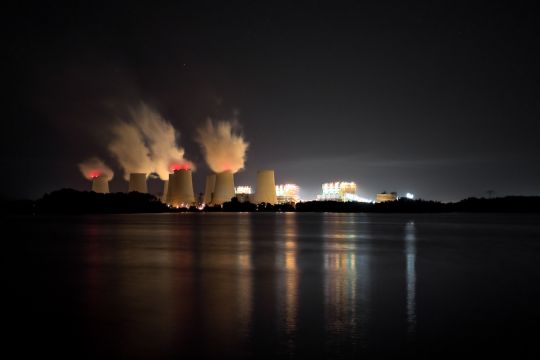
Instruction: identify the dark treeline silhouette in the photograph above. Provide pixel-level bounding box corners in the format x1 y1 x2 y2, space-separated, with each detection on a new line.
2 189 539 214
297 197 540 213
32 188 168 214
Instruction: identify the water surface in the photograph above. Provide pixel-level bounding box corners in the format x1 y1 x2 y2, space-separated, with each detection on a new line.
7 213 540 358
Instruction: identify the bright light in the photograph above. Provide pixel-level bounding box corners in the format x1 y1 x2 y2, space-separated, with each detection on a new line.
276 184 300 203
406 193 414 199
235 186 252 194
317 181 357 201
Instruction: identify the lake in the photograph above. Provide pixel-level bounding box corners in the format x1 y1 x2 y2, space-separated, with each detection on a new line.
6 213 540 358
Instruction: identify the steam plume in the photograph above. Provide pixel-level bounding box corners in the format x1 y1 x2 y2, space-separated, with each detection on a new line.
196 119 249 173
108 103 193 180
78 157 114 181
132 104 194 179
108 122 153 180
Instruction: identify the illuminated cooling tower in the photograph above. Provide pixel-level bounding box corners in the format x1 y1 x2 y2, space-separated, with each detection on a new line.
168 169 195 207
212 170 235 205
254 170 277 204
166 173 176 205
161 180 169 203
128 173 147 193
91 175 109 194
203 174 216 204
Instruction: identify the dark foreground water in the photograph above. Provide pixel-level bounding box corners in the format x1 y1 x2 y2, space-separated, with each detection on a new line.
5 213 540 359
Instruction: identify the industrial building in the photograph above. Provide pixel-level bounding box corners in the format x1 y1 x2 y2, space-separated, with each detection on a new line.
235 186 252 203
316 181 357 202
376 192 398 203
276 184 300 203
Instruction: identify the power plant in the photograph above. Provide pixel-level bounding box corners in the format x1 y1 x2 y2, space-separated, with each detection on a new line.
128 173 148 193
91 175 110 194
203 174 216 204
254 170 277 204
167 169 195 207
212 170 235 205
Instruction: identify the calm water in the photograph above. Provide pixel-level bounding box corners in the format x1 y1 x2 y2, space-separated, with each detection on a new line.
6 213 540 358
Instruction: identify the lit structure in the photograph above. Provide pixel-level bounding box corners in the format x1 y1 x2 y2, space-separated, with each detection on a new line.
128 173 147 193
405 193 414 199
235 186 252 195
212 170 235 205
168 169 195 207
276 184 300 203
235 186 252 203
91 175 109 194
376 192 398 203
317 182 357 202
203 174 216 204
254 170 277 204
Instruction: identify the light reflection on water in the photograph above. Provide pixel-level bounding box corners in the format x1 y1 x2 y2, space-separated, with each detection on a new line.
8 213 540 359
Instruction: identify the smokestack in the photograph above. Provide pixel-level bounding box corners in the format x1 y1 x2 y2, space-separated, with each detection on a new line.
254 170 277 204
161 180 169 203
169 169 195 207
203 174 216 204
92 175 110 194
212 170 235 205
128 173 148 193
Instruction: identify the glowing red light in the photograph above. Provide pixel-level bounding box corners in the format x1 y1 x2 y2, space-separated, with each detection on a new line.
170 163 191 172
90 171 102 179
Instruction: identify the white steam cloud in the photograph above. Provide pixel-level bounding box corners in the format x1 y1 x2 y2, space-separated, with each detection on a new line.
108 103 193 180
78 157 114 181
108 121 154 180
133 104 194 179
195 119 249 173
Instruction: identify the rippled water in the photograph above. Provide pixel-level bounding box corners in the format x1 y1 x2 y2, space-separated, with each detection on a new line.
6 213 540 358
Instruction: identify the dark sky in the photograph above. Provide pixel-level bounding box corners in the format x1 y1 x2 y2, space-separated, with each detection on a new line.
3 1 540 201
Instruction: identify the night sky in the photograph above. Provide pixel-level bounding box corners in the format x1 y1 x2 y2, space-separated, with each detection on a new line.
4 1 539 201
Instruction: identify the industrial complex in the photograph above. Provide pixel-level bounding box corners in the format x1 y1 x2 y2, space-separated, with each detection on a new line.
83 167 413 208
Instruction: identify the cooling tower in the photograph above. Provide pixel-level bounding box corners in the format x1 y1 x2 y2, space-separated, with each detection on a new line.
254 170 277 204
212 171 235 205
169 169 195 207
91 175 109 194
128 173 147 193
203 174 216 204
161 180 169 203
166 173 177 205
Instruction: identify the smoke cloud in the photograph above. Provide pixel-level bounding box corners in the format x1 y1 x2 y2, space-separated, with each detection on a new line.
108 121 154 180
196 119 249 173
108 103 193 180
78 157 114 181
132 104 194 179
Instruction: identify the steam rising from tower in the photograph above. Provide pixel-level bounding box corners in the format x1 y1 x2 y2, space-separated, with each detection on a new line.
108 122 153 180
78 157 114 193
196 119 249 174
133 104 194 179
108 103 194 181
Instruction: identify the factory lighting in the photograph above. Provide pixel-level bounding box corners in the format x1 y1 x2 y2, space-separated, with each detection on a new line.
276 184 300 203
235 186 252 195
406 193 415 199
